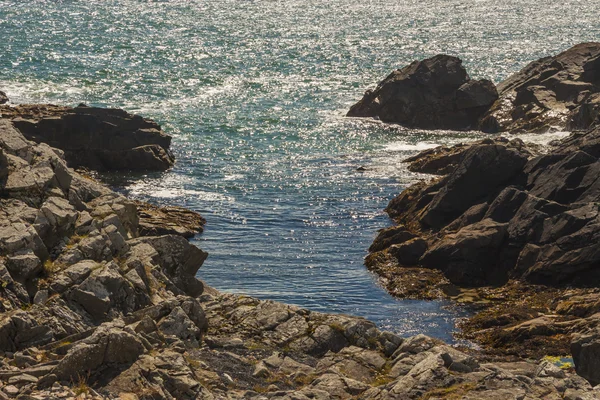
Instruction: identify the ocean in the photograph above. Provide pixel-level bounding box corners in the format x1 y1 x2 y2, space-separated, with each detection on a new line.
1 0 598 341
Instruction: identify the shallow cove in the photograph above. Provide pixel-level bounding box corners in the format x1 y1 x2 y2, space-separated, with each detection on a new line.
1 0 597 342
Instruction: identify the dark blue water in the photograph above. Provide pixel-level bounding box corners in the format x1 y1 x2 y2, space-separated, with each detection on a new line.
1 0 597 341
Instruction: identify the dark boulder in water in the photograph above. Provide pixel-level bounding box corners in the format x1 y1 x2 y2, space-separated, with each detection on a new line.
480 42 600 133
0 103 174 171
347 54 498 131
0 90 8 104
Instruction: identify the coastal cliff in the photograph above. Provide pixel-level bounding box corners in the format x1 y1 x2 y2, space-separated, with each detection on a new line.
1 100 598 398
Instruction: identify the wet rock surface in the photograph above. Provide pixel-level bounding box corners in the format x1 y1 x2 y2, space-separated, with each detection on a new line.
367 124 600 382
0 103 174 171
347 54 498 130
481 42 600 133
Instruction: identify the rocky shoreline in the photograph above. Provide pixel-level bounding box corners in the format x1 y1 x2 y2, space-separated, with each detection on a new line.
361 44 600 393
3 112 597 400
1 41 600 399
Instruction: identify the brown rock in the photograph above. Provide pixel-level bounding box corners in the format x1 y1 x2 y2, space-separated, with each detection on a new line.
481 42 600 133
1 103 174 171
347 54 497 130
135 200 206 238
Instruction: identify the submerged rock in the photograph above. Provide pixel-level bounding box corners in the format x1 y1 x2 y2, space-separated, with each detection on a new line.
481 42 600 133
0 103 174 171
347 54 498 130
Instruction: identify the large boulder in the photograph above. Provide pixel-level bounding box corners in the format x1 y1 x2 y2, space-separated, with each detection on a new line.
1 103 174 171
481 42 600 133
347 54 498 130
571 327 600 386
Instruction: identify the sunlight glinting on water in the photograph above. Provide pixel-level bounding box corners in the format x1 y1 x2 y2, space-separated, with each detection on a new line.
1 0 598 342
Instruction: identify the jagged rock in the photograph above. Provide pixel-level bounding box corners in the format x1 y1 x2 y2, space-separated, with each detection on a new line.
0 311 53 352
1 104 174 171
347 54 498 130
0 91 8 105
421 219 508 286
129 235 207 297
420 143 529 228
70 263 143 320
373 127 600 287
404 137 542 176
481 42 600 133
157 306 203 345
572 328 600 386
367 123 600 384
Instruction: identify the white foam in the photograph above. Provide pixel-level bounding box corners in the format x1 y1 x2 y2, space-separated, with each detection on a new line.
383 141 440 152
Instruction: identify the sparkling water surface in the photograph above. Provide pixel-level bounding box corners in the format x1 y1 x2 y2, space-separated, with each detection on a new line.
1 0 598 342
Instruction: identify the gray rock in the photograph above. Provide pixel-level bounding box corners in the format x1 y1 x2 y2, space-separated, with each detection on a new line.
572 328 600 386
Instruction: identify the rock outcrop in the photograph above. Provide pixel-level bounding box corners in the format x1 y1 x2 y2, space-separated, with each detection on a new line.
0 91 8 105
135 200 206 238
0 119 211 398
347 54 498 130
0 103 174 171
481 42 600 133
367 125 600 383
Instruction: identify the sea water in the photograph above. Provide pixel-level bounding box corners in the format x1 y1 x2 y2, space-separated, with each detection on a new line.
1 0 598 342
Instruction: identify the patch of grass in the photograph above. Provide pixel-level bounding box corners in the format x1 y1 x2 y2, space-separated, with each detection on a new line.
43 259 65 275
366 336 380 348
72 373 90 396
419 381 477 400
245 342 268 351
293 373 316 387
329 322 345 333
65 233 88 249
252 384 270 393
185 354 202 369
35 350 51 363
371 373 394 387
543 355 574 369
266 372 292 387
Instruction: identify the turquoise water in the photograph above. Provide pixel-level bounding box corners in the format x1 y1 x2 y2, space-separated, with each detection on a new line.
1 0 598 341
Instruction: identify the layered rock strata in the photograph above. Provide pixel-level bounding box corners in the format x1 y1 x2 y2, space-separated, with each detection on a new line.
0 103 174 171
